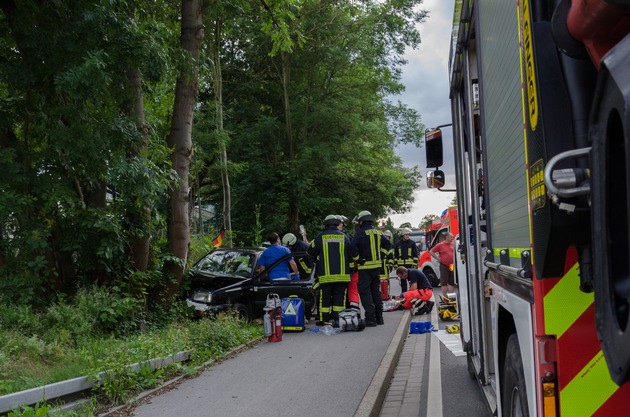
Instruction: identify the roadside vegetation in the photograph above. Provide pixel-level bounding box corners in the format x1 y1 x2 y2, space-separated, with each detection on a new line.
0 286 264 415
0 1 428 415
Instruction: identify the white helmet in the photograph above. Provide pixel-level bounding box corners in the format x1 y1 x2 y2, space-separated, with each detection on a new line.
282 233 297 246
382 230 393 239
400 227 412 235
356 210 374 222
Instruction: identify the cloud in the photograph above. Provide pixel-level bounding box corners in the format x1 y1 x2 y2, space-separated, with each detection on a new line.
388 0 457 227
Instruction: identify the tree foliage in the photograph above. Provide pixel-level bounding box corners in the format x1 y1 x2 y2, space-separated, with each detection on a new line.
0 0 428 308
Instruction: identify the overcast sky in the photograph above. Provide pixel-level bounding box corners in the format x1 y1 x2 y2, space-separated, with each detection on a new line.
387 0 456 228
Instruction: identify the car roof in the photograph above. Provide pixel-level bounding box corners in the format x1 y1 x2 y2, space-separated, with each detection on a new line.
213 246 264 254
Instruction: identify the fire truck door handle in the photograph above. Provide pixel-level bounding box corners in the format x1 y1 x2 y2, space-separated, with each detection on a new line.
544 147 591 199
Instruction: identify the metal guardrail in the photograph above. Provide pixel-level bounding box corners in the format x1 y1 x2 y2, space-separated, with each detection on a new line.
0 350 191 414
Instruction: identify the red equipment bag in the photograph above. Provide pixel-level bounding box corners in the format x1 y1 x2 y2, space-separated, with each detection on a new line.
380 279 390 300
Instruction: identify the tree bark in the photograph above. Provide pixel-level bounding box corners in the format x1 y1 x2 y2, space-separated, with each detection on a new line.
126 67 151 274
209 17 232 246
157 0 204 303
281 51 300 230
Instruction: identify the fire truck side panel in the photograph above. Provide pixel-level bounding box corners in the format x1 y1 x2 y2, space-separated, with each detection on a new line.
477 0 529 251
448 0 630 415
451 25 496 410
491 278 536 417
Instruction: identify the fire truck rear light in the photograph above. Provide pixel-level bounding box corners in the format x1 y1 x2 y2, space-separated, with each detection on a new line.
542 382 557 417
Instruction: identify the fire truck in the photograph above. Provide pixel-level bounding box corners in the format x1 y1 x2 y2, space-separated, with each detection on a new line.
425 1 630 416
418 206 459 287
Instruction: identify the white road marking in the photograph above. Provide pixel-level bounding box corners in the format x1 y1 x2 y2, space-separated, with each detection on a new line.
427 303 443 417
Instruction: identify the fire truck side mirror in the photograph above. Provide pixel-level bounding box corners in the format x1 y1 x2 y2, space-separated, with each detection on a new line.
425 128 444 168
427 170 445 189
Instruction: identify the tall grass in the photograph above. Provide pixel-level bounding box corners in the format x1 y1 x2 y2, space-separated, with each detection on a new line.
0 287 264 414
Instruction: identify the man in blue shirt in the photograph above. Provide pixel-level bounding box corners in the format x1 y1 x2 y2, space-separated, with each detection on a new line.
258 232 299 280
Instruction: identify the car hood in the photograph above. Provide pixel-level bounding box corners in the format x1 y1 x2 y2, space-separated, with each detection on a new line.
189 273 248 292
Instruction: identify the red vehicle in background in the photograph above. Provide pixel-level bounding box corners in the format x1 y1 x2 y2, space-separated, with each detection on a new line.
417 206 458 287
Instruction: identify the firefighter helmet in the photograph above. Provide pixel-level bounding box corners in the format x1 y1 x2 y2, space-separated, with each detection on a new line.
382 230 393 239
282 233 297 246
323 214 342 226
355 210 374 222
400 227 412 235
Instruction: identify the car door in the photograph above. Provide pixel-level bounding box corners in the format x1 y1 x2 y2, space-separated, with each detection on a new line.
248 253 313 314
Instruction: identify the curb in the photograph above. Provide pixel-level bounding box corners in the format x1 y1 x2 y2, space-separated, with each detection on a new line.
0 351 192 415
354 309 411 417
96 337 264 416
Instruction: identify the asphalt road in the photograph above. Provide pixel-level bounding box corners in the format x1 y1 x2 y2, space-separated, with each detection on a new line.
130 309 404 417
123 276 490 417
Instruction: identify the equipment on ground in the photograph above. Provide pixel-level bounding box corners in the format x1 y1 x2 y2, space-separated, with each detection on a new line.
264 293 282 342
426 2 630 415
380 278 390 300
335 308 365 332
281 295 305 332
438 295 458 321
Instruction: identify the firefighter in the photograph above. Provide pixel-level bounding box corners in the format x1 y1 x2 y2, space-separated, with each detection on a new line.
351 210 392 326
393 227 419 292
395 266 435 313
282 232 313 280
307 215 355 326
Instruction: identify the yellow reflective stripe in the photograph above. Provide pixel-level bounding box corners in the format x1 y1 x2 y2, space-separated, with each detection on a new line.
323 242 330 277
560 352 618 417
492 247 529 257
544 263 593 338
370 232 378 260
339 241 346 276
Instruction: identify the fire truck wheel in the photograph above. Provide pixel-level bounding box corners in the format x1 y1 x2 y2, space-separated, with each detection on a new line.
231 303 251 322
501 334 529 417
590 36 630 386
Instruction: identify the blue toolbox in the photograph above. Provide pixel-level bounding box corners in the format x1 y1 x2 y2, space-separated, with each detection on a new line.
281 295 305 332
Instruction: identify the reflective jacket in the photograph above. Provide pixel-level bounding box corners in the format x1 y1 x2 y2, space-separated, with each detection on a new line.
379 240 394 278
291 239 313 279
307 227 355 283
351 223 392 270
394 238 419 268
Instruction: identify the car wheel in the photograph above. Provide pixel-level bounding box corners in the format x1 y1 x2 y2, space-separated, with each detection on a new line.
232 303 251 322
424 268 439 287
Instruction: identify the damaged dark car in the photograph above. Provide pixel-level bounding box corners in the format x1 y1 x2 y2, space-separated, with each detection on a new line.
186 247 315 322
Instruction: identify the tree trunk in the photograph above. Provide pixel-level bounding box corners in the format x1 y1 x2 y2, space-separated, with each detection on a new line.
126 66 151 275
281 51 299 230
157 0 204 303
123 3 150 278
210 17 232 246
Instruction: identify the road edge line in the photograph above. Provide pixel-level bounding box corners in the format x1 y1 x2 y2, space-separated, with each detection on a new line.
427 297 443 417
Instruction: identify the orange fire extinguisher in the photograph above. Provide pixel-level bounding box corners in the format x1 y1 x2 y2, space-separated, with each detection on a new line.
264 293 282 342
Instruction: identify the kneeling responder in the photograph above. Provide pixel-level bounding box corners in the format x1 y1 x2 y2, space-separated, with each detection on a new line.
396 266 434 313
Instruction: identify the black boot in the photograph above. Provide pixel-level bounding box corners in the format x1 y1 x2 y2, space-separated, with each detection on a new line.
376 310 384 325
316 312 331 326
